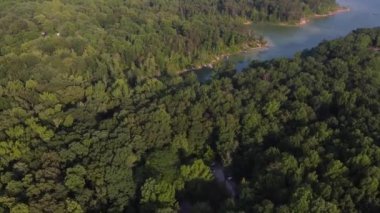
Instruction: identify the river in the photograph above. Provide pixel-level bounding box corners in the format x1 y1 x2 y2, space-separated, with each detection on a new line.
196 0 380 81
180 1 379 212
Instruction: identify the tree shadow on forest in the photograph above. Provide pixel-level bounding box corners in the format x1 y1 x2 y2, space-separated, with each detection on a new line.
177 178 230 212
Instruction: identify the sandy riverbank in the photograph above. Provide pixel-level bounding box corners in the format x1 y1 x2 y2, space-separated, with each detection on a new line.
279 6 351 27
300 6 351 26
314 6 351 18
243 21 253 25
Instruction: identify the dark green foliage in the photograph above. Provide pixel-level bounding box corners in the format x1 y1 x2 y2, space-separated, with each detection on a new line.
1 27 379 212
0 0 379 212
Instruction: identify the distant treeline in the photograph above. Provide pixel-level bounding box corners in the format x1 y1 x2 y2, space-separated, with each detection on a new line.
180 0 337 21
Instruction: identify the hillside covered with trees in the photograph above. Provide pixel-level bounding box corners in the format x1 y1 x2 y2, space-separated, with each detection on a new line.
1 11 379 210
0 0 337 84
1 0 380 212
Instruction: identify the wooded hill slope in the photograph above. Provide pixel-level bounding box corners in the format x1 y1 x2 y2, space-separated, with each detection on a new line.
0 26 379 212
0 0 337 84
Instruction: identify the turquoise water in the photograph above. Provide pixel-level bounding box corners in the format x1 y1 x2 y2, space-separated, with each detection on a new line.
197 0 380 80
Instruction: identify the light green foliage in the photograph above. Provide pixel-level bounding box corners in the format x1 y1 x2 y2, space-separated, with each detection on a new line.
180 160 213 182
5 126 25 139
290 187 313 212
111 79 130 98
0 196 15 209
0 141 29 167
310 198 340 213
25 80 38 90
171 134 190 153
64 165 86 193
57 86 85 105
5 180 24 196
63 115 74 127
141 178 176 206
324 160 348 179
66 199 83 213
38 104 62 121
25 118 54 141
264 100 281 116
10 203 29 213
39 92 59 106
6 81 24 95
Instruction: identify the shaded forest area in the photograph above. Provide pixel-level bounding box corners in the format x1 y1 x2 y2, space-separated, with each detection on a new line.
1 16 379 212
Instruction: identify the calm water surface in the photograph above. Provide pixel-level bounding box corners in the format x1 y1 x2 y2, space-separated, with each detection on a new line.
197 0 380 81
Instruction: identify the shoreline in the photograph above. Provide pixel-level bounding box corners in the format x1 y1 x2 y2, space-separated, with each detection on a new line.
279 6 351 27
178 6 350 75
179 42 269 74
314 6 351 18
243 21 253 25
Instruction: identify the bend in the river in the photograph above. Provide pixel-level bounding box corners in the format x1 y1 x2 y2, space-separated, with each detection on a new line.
196 0 380 82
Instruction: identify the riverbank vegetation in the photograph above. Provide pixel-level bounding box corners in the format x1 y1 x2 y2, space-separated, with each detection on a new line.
0 0 337 84
1 20 379 212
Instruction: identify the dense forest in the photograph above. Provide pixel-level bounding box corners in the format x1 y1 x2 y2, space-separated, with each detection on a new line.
0 0 337 83
1 0 380 213
1 21 380 213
